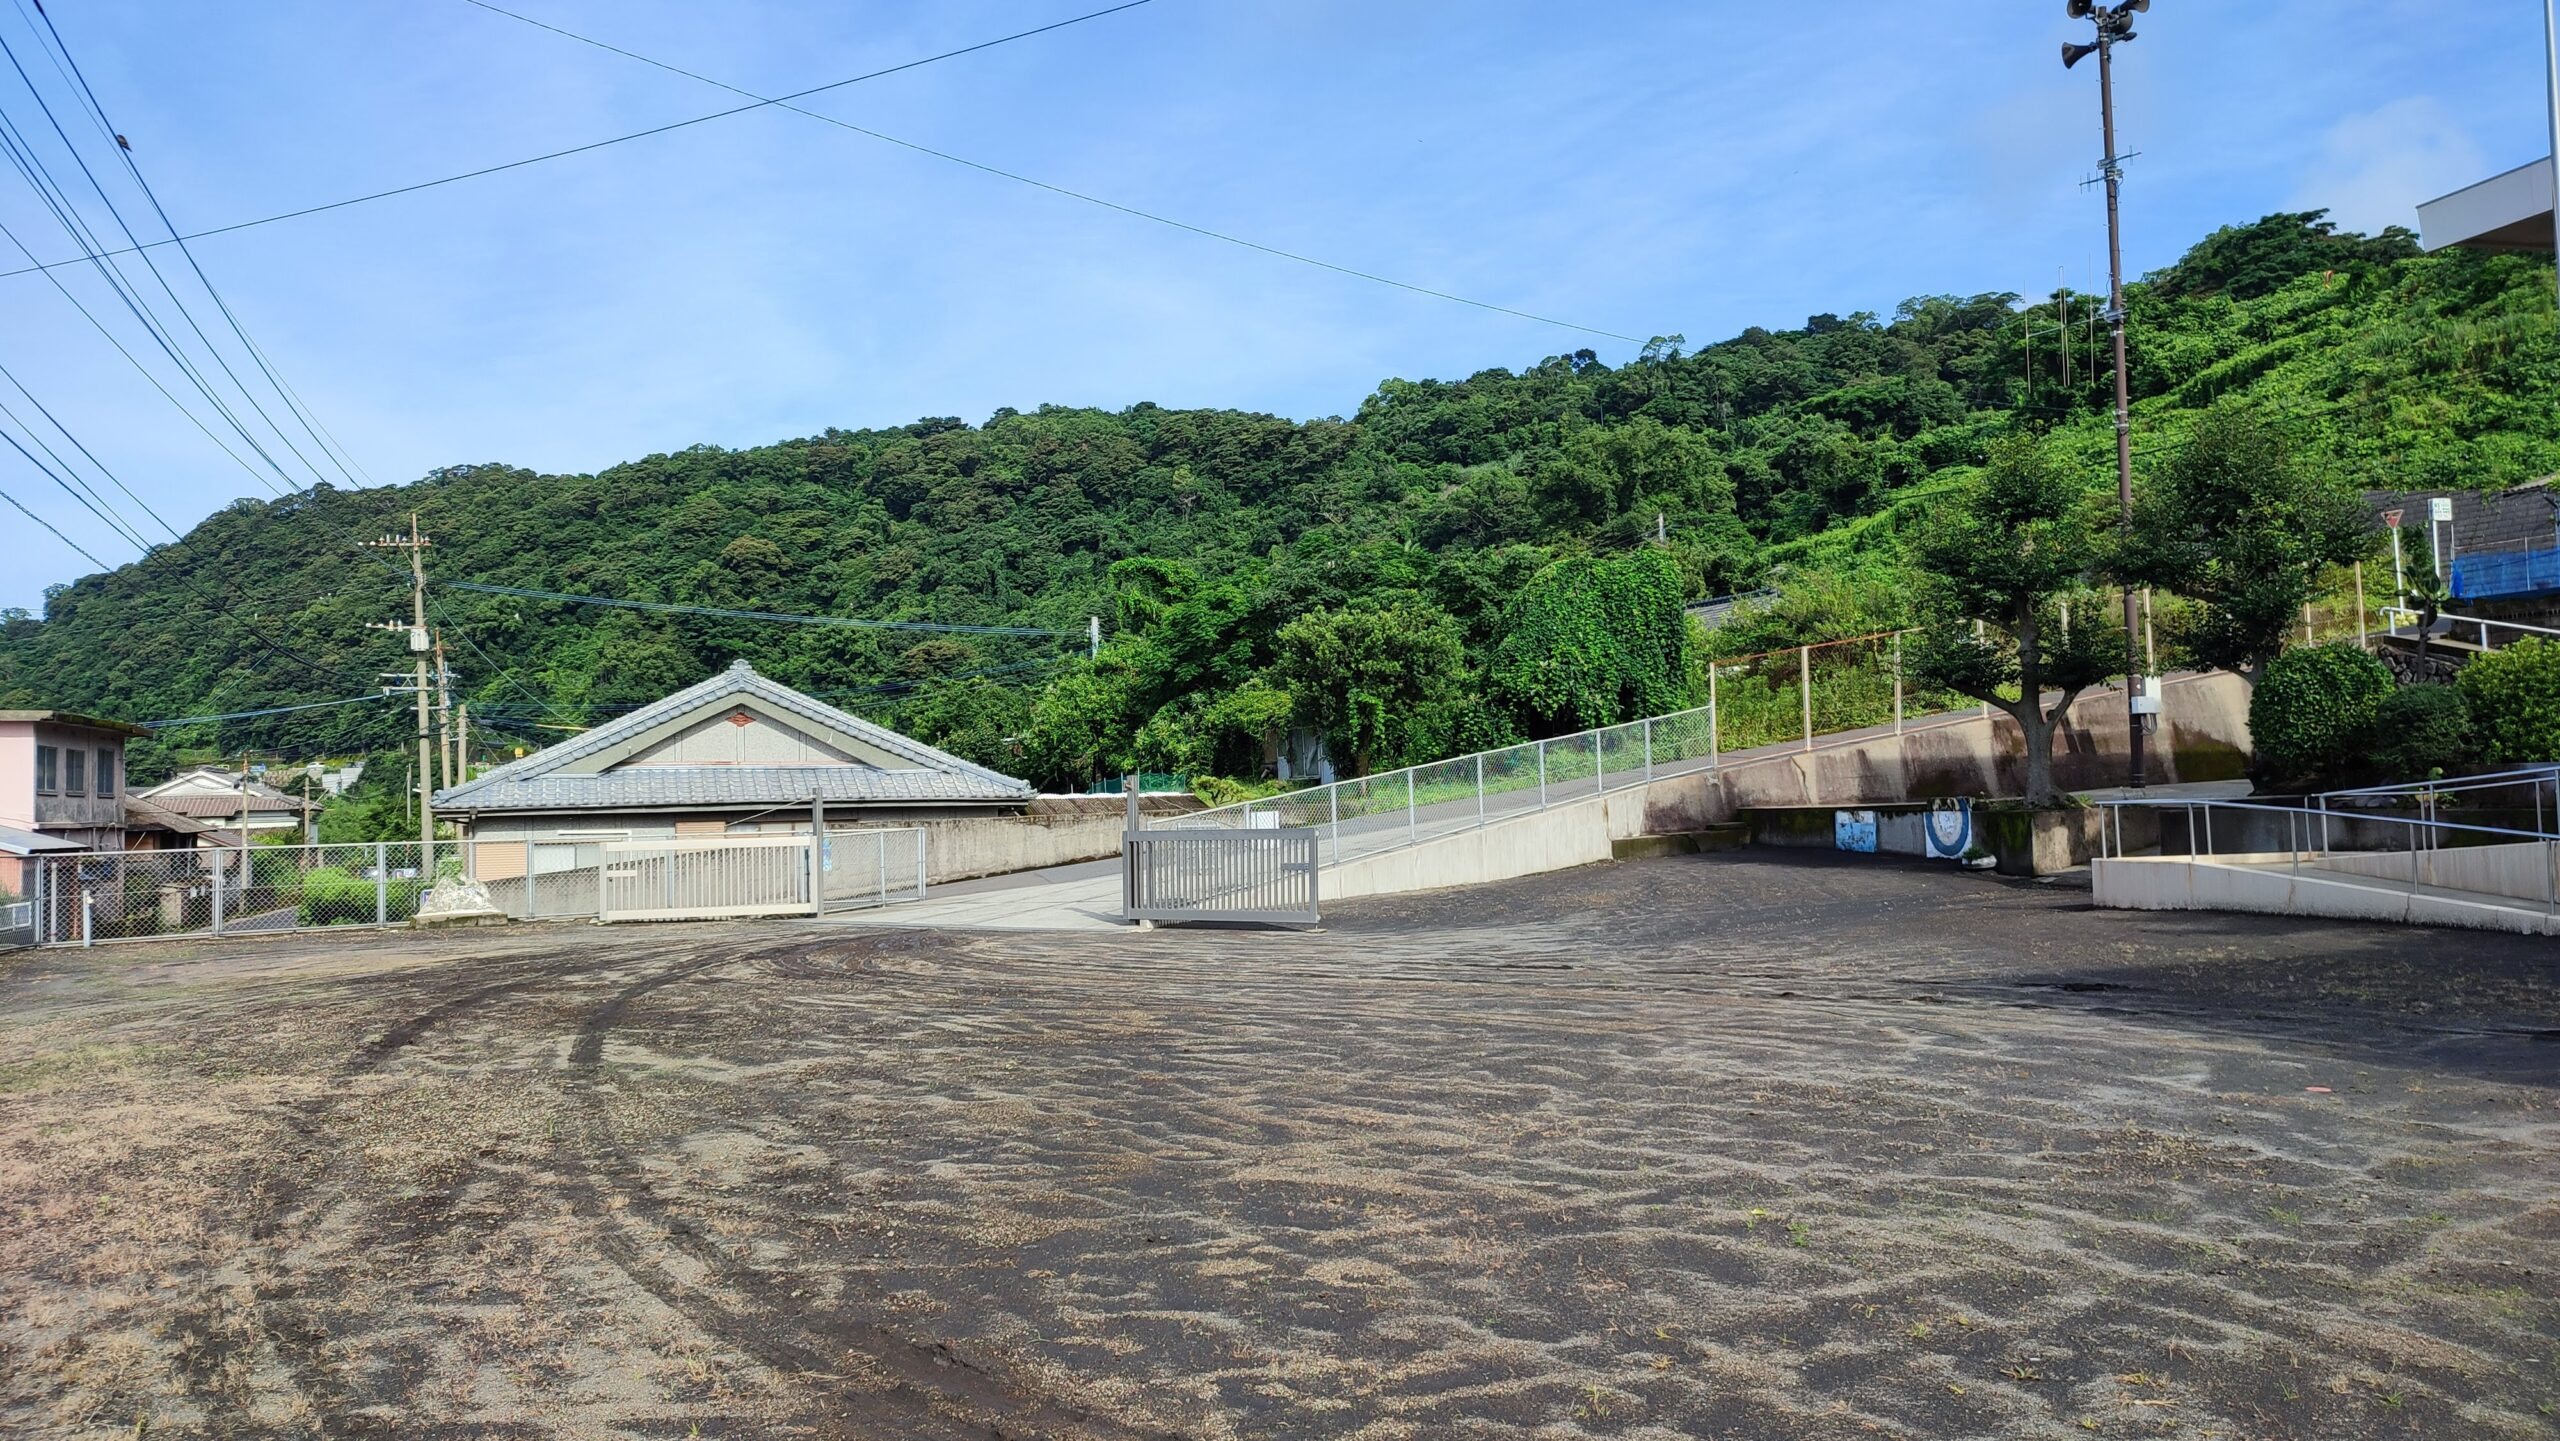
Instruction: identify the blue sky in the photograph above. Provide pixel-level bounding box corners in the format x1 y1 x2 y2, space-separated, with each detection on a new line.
0 0 2542 608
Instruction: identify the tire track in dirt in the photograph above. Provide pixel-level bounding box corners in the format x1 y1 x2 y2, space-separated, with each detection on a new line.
552 936 1186 1441
163 941 676 1436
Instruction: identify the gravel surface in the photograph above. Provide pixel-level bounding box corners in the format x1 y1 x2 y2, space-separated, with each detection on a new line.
1 852 2554 1439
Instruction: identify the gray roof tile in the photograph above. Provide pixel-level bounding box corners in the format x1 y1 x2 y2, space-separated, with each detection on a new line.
433 660 1031 814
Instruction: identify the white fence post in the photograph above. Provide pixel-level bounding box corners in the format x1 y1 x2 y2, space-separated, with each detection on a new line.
1406 769 1417 847
210 854 225 937
80 889 92 948
1538 739 1548 809
914 829 928 899
1644 718 1655 781
1593 729 1605 791
1476 754 1486 828
375 841 388 926
1328 785 1340 869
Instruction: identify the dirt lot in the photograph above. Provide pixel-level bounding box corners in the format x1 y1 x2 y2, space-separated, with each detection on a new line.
0 853 2554 1440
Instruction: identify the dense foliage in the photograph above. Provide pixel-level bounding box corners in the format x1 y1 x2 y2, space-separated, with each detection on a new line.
2 212 2553 793
2456 638 2560 767
2366 684 2473 782
2249 643 2395 787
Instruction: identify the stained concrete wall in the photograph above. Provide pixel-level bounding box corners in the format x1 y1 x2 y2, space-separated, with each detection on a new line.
1634 673 2252 836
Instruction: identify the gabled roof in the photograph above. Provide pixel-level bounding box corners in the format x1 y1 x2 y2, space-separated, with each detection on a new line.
123 796 224 837
138 769 304 804
433 660 1033 814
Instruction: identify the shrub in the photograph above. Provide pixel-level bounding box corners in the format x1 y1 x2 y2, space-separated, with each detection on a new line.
296 865 423 926
2456 637 2560 766
2365 684 2472 781
2250 642 2393 785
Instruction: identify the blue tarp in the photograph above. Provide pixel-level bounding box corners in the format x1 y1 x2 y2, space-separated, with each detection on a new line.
2451 544 2560 601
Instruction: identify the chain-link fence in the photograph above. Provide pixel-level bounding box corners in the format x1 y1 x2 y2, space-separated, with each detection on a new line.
16 830 935 945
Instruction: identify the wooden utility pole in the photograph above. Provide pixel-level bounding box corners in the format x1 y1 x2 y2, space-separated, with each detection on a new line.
362 514 435 863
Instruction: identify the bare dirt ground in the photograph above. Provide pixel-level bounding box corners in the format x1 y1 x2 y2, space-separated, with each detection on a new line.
1 852 2554 1440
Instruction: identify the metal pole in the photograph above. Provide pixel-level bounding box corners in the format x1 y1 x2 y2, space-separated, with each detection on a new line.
2097 35 2146 790
1892 632 1905 734
1406 769 1416 846
2354 562 2368 646
1799 645 1813 751
211 852 225 936
914 828 928 899
1538 740 1548 809
1708 667 1720 767
2547 0 2560 315
1643 718 1654 781
1593 729 1605 792
1475 753 1486 828
375 841 388 926
1329 784 1341 867
81 889 91 948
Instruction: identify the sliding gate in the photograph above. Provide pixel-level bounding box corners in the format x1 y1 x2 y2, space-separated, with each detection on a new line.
598 829 926 923
1123 826 1321 926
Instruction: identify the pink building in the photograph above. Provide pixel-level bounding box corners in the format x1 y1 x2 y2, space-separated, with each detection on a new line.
0 710 148 896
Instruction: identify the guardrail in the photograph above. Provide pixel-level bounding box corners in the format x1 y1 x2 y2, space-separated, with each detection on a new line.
2094 795 2560 916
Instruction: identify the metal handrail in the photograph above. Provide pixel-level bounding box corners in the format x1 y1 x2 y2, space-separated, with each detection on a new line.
2317 764 2560 801
2094 795 2560 862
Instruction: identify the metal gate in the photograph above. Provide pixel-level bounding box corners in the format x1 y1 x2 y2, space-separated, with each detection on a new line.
599 834 820 922
598 829 928 923
0 899 32 951
1123 827 1320 926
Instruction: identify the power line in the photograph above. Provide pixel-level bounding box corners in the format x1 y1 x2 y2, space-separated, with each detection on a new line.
0 1 1157 283
460 0 1640 343
445 580 1087 637
0 478 106 568
142 692 390 729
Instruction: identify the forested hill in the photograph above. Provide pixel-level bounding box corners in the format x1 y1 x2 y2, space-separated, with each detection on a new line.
2 211 2553 790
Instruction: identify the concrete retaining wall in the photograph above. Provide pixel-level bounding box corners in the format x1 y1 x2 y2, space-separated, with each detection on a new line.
2094 855 2560 936
1630 673 2252 836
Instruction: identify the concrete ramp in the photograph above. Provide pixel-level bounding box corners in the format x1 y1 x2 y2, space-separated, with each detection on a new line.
2095 847 2560 937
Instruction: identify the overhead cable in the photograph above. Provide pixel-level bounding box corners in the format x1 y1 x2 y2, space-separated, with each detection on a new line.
0 1 1157 282
446 580 1086 637
459 0 1640 342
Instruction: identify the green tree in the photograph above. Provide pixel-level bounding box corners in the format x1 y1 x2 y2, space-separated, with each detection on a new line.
2119 406 2374 686
1275 594 1469 775
1491 551 1693 734
901 677 1032 775
1907 437 2122 807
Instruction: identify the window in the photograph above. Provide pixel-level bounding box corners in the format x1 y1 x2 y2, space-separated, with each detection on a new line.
34 745 56 794
96 749 115 799
64 748 85 796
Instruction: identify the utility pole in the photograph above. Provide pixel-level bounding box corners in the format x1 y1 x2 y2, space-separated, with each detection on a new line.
362 514 435 864
433 632 455 791
2065 0 2152 789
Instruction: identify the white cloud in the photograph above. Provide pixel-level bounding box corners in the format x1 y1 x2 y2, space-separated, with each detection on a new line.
2290 97 2488 235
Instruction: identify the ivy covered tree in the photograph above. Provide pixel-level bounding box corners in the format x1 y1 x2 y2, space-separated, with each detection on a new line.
1490 550 1694 735
1908 437 2124 807
2118 405 2375 686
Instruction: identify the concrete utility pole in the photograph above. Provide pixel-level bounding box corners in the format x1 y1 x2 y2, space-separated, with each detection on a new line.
2064 0 2152 789
363 514 436 864
433 633 455 791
